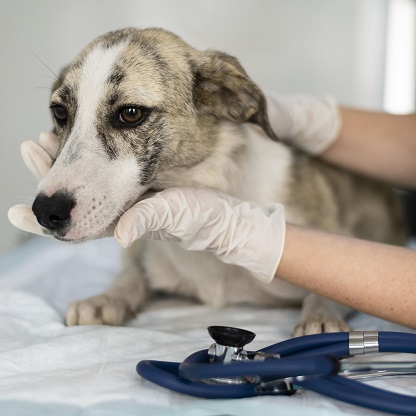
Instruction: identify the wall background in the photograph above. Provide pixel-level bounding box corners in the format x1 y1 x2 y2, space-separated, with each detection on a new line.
0 0 410 251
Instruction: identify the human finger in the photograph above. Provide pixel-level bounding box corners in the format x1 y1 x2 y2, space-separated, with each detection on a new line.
8 204 45 236
39 131 60 158
21 140 53 180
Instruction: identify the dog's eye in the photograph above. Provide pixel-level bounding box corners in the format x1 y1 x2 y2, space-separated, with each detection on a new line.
119 106 144 125
51 105 68 124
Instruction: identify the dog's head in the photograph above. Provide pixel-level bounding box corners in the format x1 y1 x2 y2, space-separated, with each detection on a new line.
32 28 276 242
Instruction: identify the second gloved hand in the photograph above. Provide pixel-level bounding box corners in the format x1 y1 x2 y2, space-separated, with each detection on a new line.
8 135 286 283
114 188 286 283
266 94 341 155
8 132 60 236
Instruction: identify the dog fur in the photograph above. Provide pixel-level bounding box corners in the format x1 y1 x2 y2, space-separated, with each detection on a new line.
32 28 406 335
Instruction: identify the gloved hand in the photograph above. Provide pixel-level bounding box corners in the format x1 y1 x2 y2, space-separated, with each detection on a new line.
8 132 60 236
266 94 341 155
8 134 286 283
114 188 285 283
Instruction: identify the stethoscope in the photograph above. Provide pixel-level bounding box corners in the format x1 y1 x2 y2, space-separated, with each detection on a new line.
137 326 416 415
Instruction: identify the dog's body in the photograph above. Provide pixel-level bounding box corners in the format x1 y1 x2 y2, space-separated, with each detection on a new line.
32 28 406 334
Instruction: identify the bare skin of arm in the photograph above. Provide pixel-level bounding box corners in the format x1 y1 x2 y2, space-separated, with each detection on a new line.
277 224 416 328
322 108 416 189
276 109 416 328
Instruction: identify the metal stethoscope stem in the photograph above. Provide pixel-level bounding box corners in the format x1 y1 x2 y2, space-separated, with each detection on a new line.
137 326 416 415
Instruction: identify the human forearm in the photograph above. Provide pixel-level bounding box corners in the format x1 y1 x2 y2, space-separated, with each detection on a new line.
267 96 416 189
277 223 416 328
322 108 416 189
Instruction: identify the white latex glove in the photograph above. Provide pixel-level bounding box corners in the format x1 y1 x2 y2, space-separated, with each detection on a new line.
9 134 286 283
8 132 59 236
266 94 341 155
114 188 286 283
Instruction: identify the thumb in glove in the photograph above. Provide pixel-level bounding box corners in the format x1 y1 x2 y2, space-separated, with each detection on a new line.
8 132 59 235
114 187 286 283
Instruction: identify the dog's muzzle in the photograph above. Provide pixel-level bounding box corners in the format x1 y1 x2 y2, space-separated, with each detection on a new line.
32 190 76 232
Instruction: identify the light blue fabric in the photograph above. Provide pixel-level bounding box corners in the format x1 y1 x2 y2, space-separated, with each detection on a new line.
0 399 368 416
0 237 414 416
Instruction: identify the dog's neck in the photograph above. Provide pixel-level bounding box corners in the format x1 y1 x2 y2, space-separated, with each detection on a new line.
154 121 293 204
154 121 244 194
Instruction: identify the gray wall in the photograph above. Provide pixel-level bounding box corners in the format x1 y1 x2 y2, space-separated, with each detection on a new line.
0 0 389 251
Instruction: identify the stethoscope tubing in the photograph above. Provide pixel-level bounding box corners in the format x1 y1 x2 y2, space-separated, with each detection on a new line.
137 331 416 413
262 331 416 357
179 349 338 380
137 358 258 398
260 331 349 356
298 375 416 415
379 332 416 353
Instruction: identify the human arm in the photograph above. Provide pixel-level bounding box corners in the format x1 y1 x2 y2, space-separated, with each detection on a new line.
278 223 416 328
114 188 285 283
9 125 416 328
8 143 285 284
266 95 416 326
267 94 416 189
322 108 416 189
9 144 416 328
115 190 416 329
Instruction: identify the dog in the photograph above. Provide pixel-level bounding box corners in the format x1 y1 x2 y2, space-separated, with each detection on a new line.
31 28 406 336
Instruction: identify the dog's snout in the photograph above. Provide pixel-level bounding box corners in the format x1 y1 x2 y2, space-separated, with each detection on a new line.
32 191 76 231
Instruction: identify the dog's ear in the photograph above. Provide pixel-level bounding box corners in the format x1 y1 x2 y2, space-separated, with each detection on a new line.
192 51 278 140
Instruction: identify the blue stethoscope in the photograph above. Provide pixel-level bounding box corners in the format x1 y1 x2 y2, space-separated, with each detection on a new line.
137 326 416 415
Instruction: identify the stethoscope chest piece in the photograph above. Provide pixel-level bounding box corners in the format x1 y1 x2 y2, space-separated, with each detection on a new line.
203 326 296 393
137 326 416 415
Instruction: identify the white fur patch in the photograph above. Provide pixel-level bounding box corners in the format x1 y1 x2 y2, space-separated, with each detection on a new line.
38 42 149 241
67 43 128 156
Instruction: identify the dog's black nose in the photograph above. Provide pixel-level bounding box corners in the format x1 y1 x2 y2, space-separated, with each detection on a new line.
32 191 75 231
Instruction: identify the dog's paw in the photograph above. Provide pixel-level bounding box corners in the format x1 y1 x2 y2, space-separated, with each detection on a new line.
292 316 350 337
66 294 134 326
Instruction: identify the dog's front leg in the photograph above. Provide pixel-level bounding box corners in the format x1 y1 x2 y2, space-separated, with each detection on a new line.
293 293 352 336
66 242 148 326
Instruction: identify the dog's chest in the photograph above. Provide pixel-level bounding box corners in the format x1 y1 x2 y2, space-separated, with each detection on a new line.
236 126 292 202
142 239 307 308
141 125 307 307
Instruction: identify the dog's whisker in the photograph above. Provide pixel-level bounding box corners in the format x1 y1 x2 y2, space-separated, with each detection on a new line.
42 74 62 82
19 174 47 184
29 49 63 84
15 185 37 191
28 86 54 92
15 193 37 200
11 196 35 203
100 227 110 240
151 180 164 191
114 209 126 222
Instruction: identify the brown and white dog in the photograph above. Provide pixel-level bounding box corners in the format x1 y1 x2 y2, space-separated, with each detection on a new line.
31 28 406 335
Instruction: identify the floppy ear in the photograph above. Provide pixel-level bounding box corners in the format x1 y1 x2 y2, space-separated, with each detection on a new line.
192 50 278 141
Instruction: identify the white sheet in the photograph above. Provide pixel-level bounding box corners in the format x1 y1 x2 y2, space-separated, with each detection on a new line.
0 237 415 416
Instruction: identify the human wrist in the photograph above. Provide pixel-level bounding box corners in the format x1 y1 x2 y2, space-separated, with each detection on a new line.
249 204 286 283
219 202 286 283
